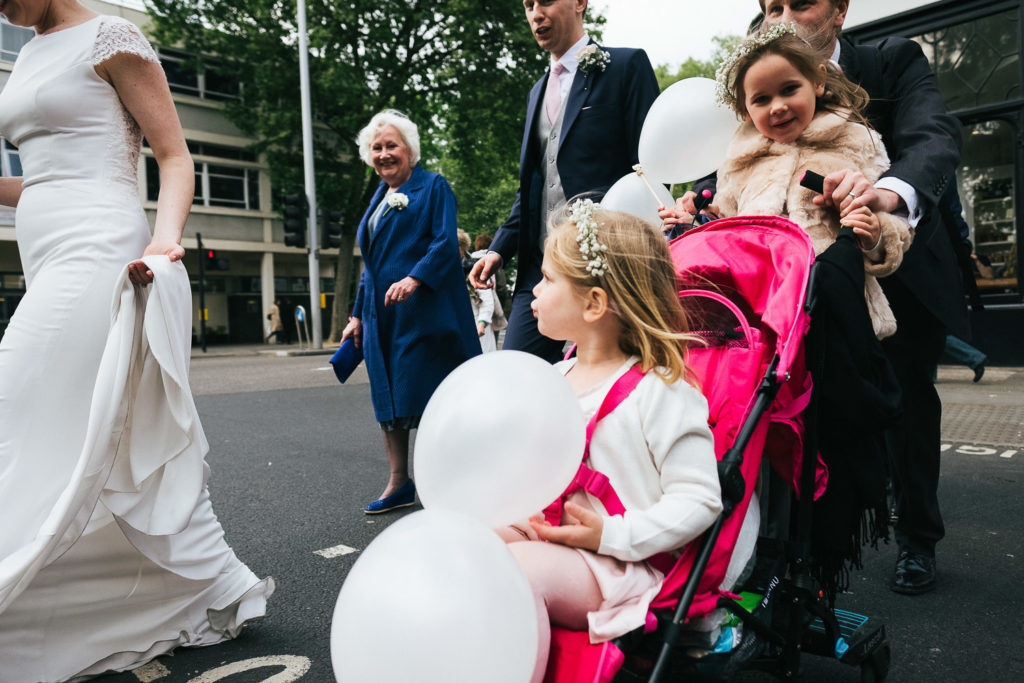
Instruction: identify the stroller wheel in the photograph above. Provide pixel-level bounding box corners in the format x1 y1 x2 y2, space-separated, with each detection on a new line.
859 641 891 682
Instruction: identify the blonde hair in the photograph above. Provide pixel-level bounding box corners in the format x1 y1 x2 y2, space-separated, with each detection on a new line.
545 206 698 385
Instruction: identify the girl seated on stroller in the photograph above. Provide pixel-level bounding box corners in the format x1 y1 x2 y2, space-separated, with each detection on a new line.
497 202 723 682
667 23 912 339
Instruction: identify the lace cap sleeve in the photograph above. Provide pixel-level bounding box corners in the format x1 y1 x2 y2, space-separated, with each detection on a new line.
92 16 160 66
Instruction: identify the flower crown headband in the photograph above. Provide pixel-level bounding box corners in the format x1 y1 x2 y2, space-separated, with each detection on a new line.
571 199 608 278
714 22 799 108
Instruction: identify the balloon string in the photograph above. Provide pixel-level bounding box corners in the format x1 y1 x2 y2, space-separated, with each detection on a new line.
632 164 666 206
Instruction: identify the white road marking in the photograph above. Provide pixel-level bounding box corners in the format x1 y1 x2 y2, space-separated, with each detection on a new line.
186 655 311 682
314 543 359 559
314 366 334 371
956 445 998 456
944 443 1019 458
133 660 170 682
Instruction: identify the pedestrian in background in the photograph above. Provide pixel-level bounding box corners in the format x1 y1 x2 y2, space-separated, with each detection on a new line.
459 229 506 353
474 233 512 316
266 298 285 343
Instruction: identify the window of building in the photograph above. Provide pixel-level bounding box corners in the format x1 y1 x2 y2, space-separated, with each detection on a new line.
159 48 241 102
959 119 1018 293
0 139 21 177
0 17 33 63
146 142 261 211
912 9 1021 112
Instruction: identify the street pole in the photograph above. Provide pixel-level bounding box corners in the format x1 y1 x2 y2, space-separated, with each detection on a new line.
297 0 322 348
196 232 207 353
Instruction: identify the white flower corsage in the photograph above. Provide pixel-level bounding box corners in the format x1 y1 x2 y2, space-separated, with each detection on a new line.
577 45 610 75
383 192 409 217
572 199 608 277
715 23 798 108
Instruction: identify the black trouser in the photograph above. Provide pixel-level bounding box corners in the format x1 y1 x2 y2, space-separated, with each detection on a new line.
881 276 947 557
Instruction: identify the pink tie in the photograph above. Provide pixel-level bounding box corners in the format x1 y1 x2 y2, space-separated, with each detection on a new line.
545 63 566 124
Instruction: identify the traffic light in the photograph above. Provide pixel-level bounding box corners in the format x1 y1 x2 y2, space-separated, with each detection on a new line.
204 249 229 271
322 209 344 249
282 192 308 248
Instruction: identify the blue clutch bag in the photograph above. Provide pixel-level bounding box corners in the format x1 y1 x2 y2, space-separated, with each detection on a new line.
329 338 364 384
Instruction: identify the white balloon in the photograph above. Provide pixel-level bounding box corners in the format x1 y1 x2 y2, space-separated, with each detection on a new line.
638 77 740 184
601 171 676 228
414 350 584 528
331 509 538 683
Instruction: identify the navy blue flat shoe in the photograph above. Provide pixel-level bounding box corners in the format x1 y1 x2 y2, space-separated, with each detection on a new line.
364 480 416 514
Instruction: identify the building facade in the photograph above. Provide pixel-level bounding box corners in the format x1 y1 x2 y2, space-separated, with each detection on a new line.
847 0 1024 363
0 0 341 345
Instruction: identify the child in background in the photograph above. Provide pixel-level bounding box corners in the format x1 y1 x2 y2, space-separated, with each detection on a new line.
714 24 912 338
457 229 503 352
497 201 722 682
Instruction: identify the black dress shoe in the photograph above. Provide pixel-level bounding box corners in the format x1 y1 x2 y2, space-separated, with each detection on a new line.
891 549 936 595
973 362 985 383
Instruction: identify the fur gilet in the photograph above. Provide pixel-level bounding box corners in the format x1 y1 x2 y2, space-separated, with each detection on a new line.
716 111 913 339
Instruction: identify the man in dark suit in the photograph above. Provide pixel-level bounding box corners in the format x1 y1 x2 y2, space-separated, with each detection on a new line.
755 0 964 595
469 0 659 362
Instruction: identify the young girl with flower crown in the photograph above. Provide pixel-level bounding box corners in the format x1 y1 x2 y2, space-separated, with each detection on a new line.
713 24 912 338
497 201 723 682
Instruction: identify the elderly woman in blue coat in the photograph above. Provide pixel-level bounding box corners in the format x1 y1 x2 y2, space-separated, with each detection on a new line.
341 109 480 513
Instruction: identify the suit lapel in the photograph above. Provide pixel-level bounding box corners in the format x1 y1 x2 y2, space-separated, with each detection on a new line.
838 38 860 82
559 40 598 152
359 181 388 255
368 165 429 251
522 76 547 168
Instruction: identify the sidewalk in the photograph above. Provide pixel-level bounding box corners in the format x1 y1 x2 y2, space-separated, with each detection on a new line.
190 342 335 359
937 364 1024 448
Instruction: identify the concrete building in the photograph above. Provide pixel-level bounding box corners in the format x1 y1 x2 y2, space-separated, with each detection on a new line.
0 0 339 345
845 0 1024 363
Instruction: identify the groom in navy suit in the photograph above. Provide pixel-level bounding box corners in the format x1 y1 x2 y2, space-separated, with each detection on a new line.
469 0 659 362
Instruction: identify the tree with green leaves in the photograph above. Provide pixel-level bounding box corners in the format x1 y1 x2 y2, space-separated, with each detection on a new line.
146 0 595 341
653 35 742 91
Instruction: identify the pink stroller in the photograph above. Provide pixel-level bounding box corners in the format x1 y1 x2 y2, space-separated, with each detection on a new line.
545 216 892 682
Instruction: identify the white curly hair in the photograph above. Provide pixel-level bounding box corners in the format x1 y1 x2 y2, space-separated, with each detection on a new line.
356 109 421 167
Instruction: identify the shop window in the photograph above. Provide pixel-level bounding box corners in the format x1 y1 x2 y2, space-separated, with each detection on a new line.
912 9 1020 112
958 120 1017 293
0 17 33 63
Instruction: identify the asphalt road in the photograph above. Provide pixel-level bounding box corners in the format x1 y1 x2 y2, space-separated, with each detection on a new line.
98 355 1023 683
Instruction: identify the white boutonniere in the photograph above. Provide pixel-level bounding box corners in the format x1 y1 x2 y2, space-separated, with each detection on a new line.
383 192 408 217
577 45 610 75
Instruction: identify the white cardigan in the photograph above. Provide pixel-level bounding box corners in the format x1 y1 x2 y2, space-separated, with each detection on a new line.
557 358 723 562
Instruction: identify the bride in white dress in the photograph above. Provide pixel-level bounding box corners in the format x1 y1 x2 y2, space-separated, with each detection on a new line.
0 1 273 680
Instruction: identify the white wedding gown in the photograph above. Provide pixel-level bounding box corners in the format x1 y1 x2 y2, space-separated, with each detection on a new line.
0 15 273 682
